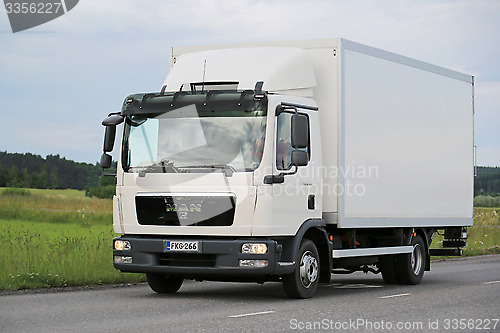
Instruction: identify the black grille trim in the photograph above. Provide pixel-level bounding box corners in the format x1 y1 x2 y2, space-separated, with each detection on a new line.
135 194 236 227
158 253 216 267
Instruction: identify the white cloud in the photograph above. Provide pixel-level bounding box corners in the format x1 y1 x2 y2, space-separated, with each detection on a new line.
475 81 500 166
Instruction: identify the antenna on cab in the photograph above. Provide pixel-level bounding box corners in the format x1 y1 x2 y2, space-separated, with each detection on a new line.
202 60 207 92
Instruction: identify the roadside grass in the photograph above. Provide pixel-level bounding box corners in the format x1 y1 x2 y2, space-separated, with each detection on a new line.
0 188 144 291
464 208 500 255
0 220 144 290
0 187 111 225
1 187 87 198
431 208 500 256
27 188 87 198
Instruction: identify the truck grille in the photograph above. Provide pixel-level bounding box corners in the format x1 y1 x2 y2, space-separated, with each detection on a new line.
135 194 235 226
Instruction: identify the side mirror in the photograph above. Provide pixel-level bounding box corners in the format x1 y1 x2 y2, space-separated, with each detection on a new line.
291 150 309 167
102 114 124 126
101 113 123 170
100 153 112 169
103 125 116 153
291 114 309 149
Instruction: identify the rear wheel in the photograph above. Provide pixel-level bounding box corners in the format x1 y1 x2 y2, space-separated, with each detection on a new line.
397 234 426 285
283 239 320 299
146 273 183 294
380 234 426 285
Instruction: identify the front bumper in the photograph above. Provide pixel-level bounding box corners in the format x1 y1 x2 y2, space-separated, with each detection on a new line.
113 236 295 279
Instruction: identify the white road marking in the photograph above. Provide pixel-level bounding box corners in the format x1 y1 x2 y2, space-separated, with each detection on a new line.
482 280 500 285
334 284 382 289
379 293 410 299
229 310 275 318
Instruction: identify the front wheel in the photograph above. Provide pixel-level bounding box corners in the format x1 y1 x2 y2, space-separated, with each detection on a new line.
282 239 320 299
146 273 183 294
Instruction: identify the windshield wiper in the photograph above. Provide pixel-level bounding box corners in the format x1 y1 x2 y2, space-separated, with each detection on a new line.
179 164 236 177
138 159 180 177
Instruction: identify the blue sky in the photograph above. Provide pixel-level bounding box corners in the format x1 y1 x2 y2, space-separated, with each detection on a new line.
0 0 498 166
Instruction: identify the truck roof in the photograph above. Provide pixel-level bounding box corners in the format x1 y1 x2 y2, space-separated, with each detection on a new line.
169 38 472 84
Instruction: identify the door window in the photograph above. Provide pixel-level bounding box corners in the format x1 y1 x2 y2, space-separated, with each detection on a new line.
276 112 310 170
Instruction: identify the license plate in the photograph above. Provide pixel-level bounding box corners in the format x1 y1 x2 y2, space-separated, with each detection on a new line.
165 240 200 252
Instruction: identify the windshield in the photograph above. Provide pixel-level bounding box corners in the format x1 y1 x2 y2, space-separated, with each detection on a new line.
122 100 267 173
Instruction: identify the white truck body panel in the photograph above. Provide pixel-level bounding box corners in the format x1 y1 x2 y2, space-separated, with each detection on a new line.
117 172 257 236
339 43 473 228
332 246 413 258
164 47 316 95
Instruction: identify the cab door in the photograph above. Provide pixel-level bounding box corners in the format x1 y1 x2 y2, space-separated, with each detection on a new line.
266 104 322 235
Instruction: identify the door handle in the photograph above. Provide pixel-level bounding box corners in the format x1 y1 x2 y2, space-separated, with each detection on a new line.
308 194 315 210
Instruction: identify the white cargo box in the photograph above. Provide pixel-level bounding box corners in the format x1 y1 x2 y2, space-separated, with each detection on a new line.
324 40 474 228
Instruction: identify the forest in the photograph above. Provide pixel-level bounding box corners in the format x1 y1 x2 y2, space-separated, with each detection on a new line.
474 166 500 196
0 152 114 198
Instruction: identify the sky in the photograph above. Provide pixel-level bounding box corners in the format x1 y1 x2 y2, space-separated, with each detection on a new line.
0 0 499 166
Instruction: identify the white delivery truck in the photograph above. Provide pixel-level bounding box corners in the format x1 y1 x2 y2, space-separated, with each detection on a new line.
101 39 474 298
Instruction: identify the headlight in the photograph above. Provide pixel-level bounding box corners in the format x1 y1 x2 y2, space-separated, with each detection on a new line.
114 240 131 251
241 243 268 254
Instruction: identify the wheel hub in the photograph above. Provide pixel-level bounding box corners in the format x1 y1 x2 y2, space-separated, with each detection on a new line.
299 251 318 288
411 243 423 276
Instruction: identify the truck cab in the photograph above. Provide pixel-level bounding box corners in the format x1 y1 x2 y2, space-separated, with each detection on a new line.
105 89 326 298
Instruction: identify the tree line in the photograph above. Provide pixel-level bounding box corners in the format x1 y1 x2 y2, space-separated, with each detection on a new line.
1 151 500 199
0 151 113 198
474 166 500 196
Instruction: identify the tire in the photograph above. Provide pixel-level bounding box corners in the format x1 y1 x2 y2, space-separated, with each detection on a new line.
283 239 320 299
146 273 183 294
396 234 426 285
380 254 400 284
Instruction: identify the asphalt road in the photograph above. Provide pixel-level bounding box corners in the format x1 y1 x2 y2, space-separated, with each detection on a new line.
1 255 500 332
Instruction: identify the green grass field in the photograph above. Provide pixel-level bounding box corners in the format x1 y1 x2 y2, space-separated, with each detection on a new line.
427 208 500 256
462 208 500 255
0 187 499 291
0 188 144 290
